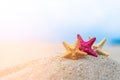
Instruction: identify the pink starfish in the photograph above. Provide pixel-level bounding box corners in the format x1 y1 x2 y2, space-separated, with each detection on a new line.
77 34 98 57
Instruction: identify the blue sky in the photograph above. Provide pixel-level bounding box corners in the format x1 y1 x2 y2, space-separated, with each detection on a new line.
0 0 120 45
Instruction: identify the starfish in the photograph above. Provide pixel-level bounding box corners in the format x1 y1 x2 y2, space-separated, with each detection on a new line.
77 34 98 57
89 37 109 56
61 40 87 60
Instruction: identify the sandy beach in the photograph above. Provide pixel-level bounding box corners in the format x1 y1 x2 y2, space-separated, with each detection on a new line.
0 41 119 79
0 41 119 68
0 41 60 69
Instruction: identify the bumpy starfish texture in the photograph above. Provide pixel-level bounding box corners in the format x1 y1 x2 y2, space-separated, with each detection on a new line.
61 40 87 60
77 34 98 57
90 38 109 56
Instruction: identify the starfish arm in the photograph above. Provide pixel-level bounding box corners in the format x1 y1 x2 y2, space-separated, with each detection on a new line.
92 44 99 50
89 49 98 57
96 49 109 56
70 57 78 60
77 34 84 42
97 38 106 48
71 53 78 60
62 42 70 50
61 52 71 58
77 50 87 56
61 52 78 60
88 37 98 49
87 37 96 47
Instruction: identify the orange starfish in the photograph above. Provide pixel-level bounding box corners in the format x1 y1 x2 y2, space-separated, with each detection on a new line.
61 40 87 60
